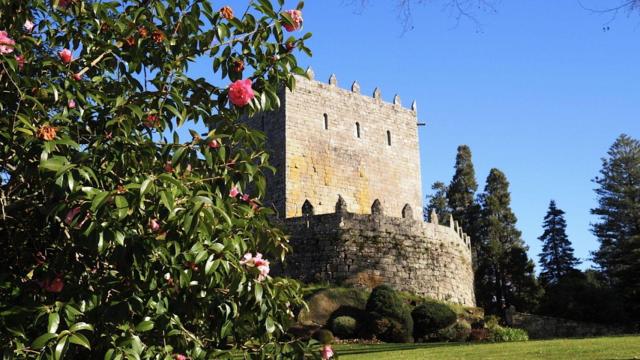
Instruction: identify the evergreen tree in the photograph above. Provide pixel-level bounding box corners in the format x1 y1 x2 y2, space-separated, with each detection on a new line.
591 134 640 319
476 168 541 312
447 145 479 232
425 181 450 223
538 200 580 285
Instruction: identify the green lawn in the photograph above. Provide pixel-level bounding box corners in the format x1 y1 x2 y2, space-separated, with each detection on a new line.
334 335 640 359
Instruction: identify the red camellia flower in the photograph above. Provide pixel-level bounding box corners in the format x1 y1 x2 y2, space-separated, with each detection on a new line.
56 0 72 8
59 48 73 64
228 79 254 107
144 114 160 128
72 72 82 81
283 10 303 32
0 30 16 55
164 161 174 173
42 276 64 293
208 139 220 149
229 186 240 198
174 354 188 360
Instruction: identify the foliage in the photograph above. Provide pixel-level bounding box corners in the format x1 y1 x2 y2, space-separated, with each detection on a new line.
424 181 449 223
487 326 529 343
537 270 628 324
435 320 471 342
538 200 580 285
447 145 480 234
0 0 319 358
475 168 542 313
365 285 413 343
591 134 640 320
411 301 457 339
330 316 357 339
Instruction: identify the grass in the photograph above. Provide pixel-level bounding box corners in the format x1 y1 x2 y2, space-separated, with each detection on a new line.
334 335 640 359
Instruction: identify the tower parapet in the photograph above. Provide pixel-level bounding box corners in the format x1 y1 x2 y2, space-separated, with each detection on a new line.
279 197 476 306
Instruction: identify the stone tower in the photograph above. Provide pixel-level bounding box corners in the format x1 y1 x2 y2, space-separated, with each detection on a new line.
247 72 476 306
250 72 423 220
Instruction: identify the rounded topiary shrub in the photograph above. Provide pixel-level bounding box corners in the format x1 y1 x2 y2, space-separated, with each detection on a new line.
312 329 335 345
365 285 414 343
331 316 358 339
366 285 406 320
412 301 457 339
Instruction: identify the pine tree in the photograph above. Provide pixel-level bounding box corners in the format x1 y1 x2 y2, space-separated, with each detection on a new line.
591 134 640 318
476 168 541 312
425 181 450 223
538 200 580 285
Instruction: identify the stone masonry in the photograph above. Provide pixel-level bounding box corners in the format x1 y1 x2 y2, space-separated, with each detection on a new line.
249 70 476 305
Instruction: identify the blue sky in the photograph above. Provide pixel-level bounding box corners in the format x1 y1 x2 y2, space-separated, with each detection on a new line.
197 0 640 269
296 0 640 269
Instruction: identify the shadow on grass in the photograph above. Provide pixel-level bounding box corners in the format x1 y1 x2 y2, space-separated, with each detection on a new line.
335 342 468 355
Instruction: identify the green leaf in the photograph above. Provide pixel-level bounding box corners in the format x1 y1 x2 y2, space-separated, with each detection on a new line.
69 333 91 350
255 283 263 303
69 322 94 332
140 178 152 196
48 313 60 333
54 335 68 360
115 195 129 219
31 333 57 349
91 191 110 212
134 320 154 332
265 316 275 334
40 157 68 172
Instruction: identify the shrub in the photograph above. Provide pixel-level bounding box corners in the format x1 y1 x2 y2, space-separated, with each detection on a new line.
366 285 406 319
331 316 358 339
469 328 490 342
488 326 529 342
312 329 335 345
411 301 457 339
365 285 414 343
437 320 472 342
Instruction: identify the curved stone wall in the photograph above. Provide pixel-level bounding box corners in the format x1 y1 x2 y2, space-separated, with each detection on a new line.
280 204 476 306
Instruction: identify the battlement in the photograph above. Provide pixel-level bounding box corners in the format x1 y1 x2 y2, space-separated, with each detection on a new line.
279 196 476 306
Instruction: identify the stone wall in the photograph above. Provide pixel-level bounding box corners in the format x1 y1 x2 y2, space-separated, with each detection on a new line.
255 72 423 220
279 199 476 306
507 311 632 339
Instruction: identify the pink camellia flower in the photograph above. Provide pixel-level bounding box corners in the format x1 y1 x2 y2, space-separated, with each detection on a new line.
174 355 187 360
68 99 76 109
24 20 35 32
59 48 72 64
321 344 334 359
240 252 270 282
72 73 82 81
283 10 303 32
15 54 25 70
149 218 161 232
42 276 64 293
229 186 240 198
241 194 250 202
228 79 254 107
0 31 16 55
208 139 220 149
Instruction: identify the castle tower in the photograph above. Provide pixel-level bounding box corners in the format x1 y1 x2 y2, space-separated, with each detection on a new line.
251 74 423 220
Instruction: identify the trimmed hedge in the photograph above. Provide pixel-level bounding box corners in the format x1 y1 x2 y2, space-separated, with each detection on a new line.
412 301 458 339
312 329 334 345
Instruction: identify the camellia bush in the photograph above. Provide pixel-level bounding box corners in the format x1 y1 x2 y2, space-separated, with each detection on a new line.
0 0 319 358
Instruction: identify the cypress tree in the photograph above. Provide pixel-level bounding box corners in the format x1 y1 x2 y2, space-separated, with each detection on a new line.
538 200 580 285
447 145 479 233
591 134 640 318
425 181 450 223
476 168 541 312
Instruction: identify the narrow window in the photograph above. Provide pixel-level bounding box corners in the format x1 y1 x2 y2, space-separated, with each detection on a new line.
323 113 328 130
356 122 361 138
387 130 391 146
